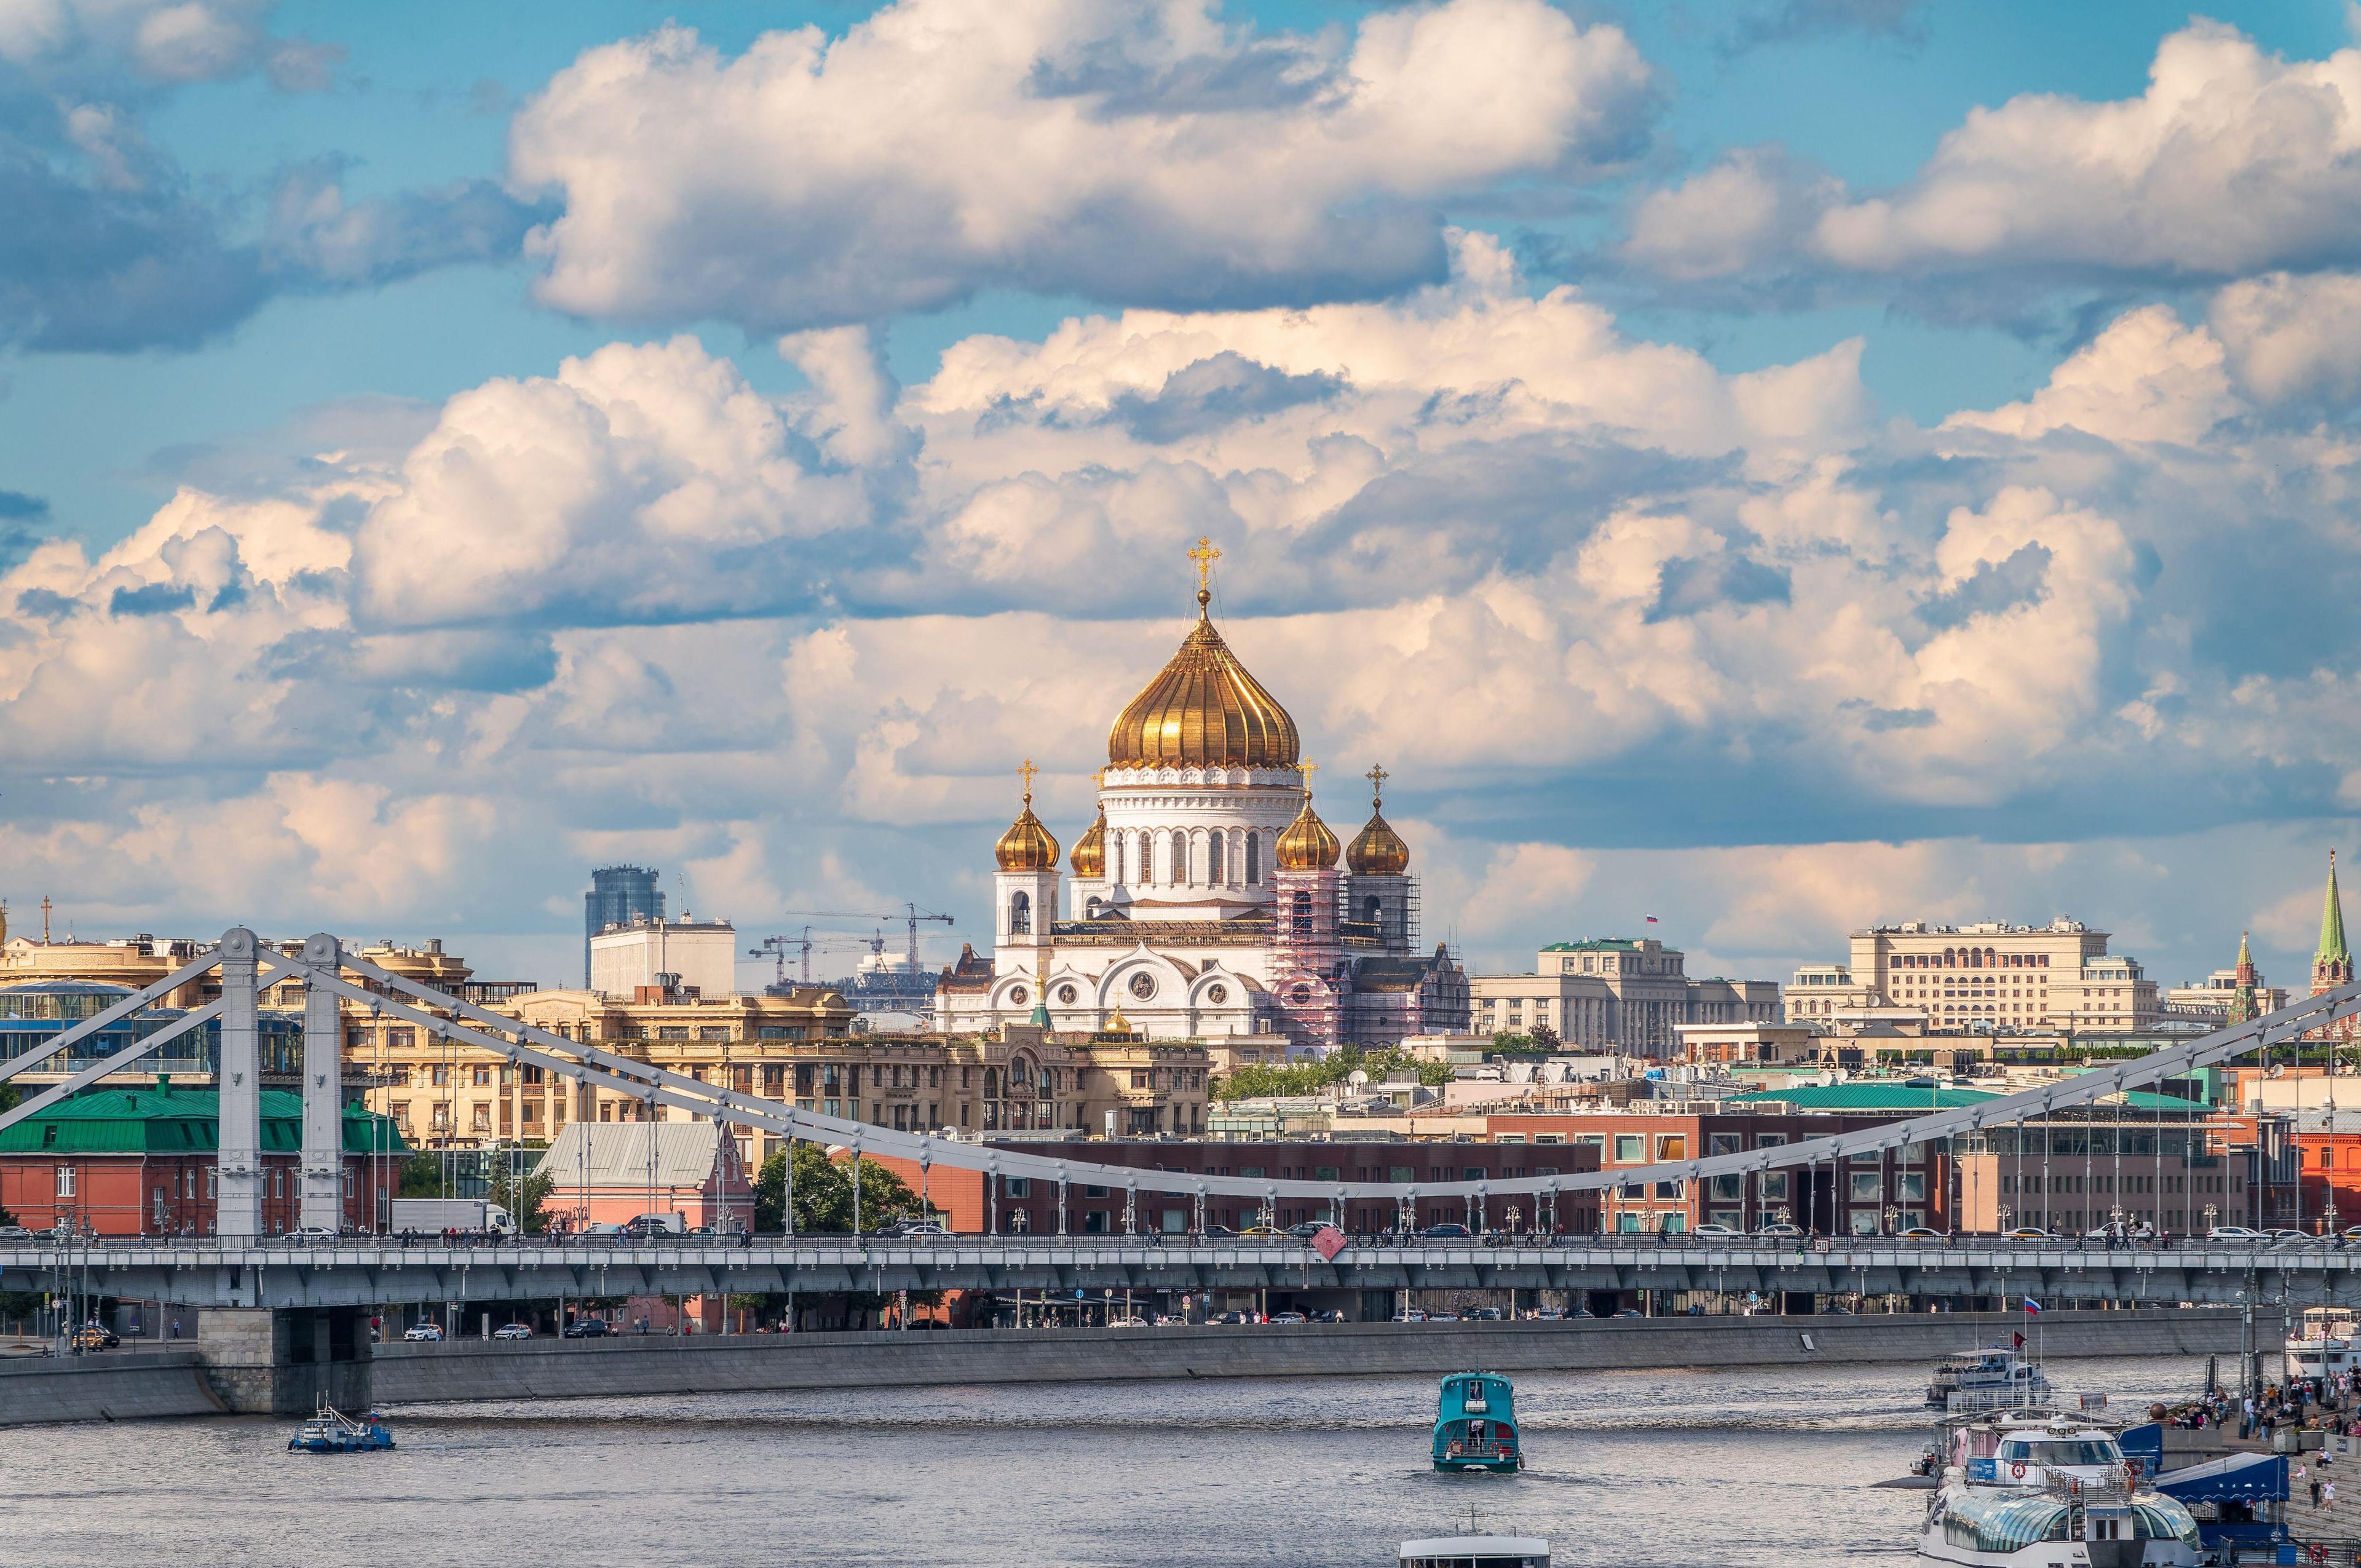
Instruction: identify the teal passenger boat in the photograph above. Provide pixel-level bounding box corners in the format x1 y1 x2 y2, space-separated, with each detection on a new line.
1432 1371 1521 1472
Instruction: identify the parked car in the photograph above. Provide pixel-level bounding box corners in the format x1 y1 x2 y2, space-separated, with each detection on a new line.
1311 1309 1347 1323
0 1225 32 1243
1392 1309 1428 1322
1754 1222 1803 1238
492 1322 532 1340
69 1324 119 1351
1690 1223 1741 1238
1530 1307 1564 1320
1897 1227 1945 1240
1612 1309 1643 1319
1468 1307 1503 1321
2269 1229 2315 1245
403 1322 445 1341
1421 1223 1473 1240
2001 1226 2056 1240
2207 1225 2268 1241
287 1225 338 1245
562 1318 611 1338
1267 1311 1308 1324
1206 1310 1247 1325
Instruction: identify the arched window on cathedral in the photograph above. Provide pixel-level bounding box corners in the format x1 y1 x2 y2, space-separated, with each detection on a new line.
984 1067 999 1099
1008 890 1031 936
1112 832 1126 885
1172 830 1190 885
1291 890 1313 939
1246 831 1262 886
1363 894 1382 925
1208 830 1225 885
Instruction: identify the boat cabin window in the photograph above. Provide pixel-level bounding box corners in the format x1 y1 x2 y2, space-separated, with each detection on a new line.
1998 1439 2118 1466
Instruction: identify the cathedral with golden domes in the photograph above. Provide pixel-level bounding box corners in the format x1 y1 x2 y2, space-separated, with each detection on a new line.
933 543 1469 1054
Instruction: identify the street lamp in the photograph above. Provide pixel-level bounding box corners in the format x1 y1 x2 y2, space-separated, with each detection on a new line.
1998 1204 2014 1235
1883 1204 1899 1236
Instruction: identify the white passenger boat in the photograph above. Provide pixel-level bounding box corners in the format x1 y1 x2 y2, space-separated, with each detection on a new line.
2285 1305 2355 1385
1927 1345 2051 1411
1919 1409 2202 1567
1399 1535 1548 1568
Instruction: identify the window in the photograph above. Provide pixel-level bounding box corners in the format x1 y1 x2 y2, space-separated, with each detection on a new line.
1656 1135 1687 1161
1172 830 1189 885
1389 1166 1415 1182
1209 831 1224 884
699 1026 729 1042
472 1063 492 1086
1246 832 1261 885
1613 1134 1643 1163
53 1165 73 1197
1897 1173 1926 1202
1005 1178 1031 1197
1710 1174 1742 1200
472 1105 491 1131
1849 1172 1881 1202
1290 892 1313 939
1009 890 1032 936
1760 1172 1789 1201
1083 1211 1110 1233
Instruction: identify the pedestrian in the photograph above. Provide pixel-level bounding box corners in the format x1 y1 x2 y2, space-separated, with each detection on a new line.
2328 1478 2338 1511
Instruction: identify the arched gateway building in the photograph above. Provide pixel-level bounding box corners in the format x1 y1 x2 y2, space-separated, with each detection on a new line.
934 548 1469 1054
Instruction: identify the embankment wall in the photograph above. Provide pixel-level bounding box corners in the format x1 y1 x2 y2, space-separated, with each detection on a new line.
0 1351 224 1427
371 1307 2272 1406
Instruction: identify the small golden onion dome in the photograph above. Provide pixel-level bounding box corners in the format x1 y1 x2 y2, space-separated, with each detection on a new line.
995 769 1061 872
1348 810 1410 876
1104 1007 1133 1035
1107 588 1300 769
1275 795 1340 872
1069 807 1107 878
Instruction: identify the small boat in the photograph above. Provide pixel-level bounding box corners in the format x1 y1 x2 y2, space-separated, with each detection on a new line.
1399 1535 1548 1567
2285 1305 2355 1386
1431 1371 1522 1472
1926 1345 2051 1411
287 1399 395 1453
1918 1407 2201 1566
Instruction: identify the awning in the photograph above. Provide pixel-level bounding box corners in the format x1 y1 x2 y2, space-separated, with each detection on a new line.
2155 1451 2288 1504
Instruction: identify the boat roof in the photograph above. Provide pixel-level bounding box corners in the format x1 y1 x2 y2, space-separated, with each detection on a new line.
1400 1539 1549 1554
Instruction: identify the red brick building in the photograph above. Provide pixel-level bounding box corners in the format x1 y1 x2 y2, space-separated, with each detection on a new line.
0 1083 405 1237
870 1138 1602 1235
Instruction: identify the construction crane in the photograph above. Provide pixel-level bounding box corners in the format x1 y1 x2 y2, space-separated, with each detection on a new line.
750 928 884 989
778 903 955 972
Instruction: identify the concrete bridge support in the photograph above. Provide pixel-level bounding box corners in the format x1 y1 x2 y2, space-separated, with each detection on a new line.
196 1305 373 1414
215 927 263 1240
298 933 343 1234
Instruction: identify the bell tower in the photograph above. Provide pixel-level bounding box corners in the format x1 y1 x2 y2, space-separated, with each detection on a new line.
993 760 1060 983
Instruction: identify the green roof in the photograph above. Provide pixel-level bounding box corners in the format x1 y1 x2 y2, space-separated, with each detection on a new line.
0 1086 406 1156
1541 939 1645 952
1730 1082 2209 1114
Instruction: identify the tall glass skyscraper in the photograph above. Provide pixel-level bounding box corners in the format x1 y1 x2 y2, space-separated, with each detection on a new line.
584 865 665 986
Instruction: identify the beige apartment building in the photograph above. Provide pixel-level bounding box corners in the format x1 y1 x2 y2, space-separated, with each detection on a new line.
1790 919 2161 1033
1472 939 1781 1056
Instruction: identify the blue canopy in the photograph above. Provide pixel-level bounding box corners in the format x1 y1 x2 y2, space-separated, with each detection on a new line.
2119 1424 2164 1473
2155 1451 2288 1505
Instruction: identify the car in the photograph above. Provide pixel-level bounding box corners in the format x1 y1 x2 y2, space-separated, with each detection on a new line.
1200 1225 1236 1239
492 1322 532 1340
1897 1226 1945 1240
1426 1312 1460 1322
1421 1223 1473 1239
1311 1309 1347 1323
1753 1222 1803 1238
2207 1225 2268 1241
287 1225 338 1245
1690 1223 1741 1238
1206 1310 1247 1325
403 1322 445 1341
1392 1309 1428 1322
1822 1306 1856 1315
562 1318 611 1337
885 1220 954 1239
1468 1307 1503 1321
69 1324 119 1351
1105 1315 1149 1327
1235 1225 1289 1239
2269 1229 2315 1245
1531 1307 1564 1320
1612 1309 1643 1318
0 1225 31 1243
1283 1221 1327 1238
2001 1227 2056 1240
1268 1310 1308 1324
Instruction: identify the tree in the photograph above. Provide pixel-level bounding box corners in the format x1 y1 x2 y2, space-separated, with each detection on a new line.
398 1154 449 1198
489 1167 556 1234
753 1142 922 1233
1209 1044 1448 1101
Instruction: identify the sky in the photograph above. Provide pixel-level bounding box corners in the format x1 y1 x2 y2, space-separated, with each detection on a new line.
2 0 2359 996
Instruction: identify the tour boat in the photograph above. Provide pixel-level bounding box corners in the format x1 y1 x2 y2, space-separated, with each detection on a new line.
287 1400 395 1453
1399 1535 1548 1567
1431 1371 1522 1473
2285 1305 2355 1386
1918 1409 2201 1567
1926 1345 2052 1411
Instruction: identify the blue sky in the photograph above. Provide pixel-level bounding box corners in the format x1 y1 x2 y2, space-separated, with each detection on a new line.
2 0 2358 994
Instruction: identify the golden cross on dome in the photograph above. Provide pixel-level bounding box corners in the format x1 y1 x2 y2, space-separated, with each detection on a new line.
1018 758 1037 805
1188 535 1221 614
1298 758 1318 793
1367 762 1387 807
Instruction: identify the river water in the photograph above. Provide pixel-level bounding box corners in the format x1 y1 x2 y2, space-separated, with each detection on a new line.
0 1352 2215 1566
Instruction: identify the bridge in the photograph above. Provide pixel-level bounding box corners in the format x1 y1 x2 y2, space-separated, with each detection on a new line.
2 929 2358 1411
8 1234 2357 1310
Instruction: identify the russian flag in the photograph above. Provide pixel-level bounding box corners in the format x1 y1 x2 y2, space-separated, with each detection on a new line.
2023 1297 2043 1315
1645 915 1659 925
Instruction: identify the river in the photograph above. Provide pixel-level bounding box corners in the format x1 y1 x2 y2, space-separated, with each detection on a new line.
0 1352 2216 1566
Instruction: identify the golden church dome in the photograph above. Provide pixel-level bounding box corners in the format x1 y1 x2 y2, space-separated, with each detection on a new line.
995 762 1061 873
1107 587 1300 769
1069 806 1107 878
1275 793 1339 873
1346 767 1410 876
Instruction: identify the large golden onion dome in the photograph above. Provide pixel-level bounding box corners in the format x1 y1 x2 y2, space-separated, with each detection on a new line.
1346 766 1410 876
1069 806 1106 878
1275 793 1340 872
1107 584 1300 769
995 762 1061 872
